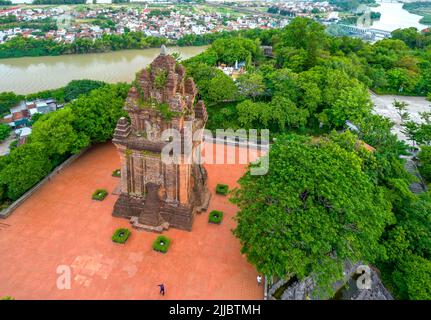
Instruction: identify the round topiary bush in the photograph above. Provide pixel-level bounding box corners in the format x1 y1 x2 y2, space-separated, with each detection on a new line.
92 189 108 201
112 228 131 244
216 184 229 195
209 210 223 224
153 235 171 253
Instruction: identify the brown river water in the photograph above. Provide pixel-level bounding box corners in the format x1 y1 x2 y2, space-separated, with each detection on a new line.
0 46 206 94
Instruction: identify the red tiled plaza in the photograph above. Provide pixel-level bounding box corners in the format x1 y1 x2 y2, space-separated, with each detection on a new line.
0 142 263 300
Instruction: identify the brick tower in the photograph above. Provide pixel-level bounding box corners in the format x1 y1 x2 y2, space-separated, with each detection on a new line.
112 46 210 232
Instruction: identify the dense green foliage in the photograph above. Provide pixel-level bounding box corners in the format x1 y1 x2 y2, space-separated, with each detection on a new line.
0 82 129 204
182 18 431 137
392 254 431 300
379 191 431 299
0 142 52 200
178 17 431 299
0 80 107 119
179 28 278 47
231 133 394 298
418 146 431 183
63 79 106 102
0 92 23 116
402 109 431 146
0 123 10 142
0 33 167 59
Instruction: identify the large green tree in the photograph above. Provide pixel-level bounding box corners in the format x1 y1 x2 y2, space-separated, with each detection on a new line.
70 83 129 143
0 92 23 116
392 254 431 300
30 108 90 156
278 17 327 70
206 73 238 104
231 134 393 297
0 123 10 142
0 142 52 200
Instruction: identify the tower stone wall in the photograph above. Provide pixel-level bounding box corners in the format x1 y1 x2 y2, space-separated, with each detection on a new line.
112 47 210 232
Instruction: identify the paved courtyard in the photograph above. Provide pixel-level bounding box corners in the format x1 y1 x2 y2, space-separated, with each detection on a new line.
371 93 430 144
0 142 263 300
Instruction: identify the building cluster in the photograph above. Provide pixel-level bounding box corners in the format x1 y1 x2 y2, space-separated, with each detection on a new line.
112 7 287 38
217 60 246 80
1 98 61 145
0 5 287 44
268 0 339 22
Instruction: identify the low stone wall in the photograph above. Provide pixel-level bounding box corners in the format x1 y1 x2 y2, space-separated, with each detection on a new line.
0 147 89 219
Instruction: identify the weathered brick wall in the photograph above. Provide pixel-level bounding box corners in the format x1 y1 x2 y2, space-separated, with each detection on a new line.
112 49 210 232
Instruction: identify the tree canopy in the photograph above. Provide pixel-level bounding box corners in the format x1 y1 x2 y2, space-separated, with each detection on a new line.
0 123 10 142
231 133 393 297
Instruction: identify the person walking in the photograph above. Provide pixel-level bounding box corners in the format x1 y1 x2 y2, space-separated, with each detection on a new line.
158 283 165 296
257 275 262 286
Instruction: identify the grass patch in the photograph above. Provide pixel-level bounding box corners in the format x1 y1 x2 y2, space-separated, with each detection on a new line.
92 189 108 201
153 235 171 253
209 210 223 224
112 169 121 177
216 184 229 195
112 228 131 244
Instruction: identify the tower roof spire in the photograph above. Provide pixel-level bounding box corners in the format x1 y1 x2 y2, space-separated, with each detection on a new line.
160 45 167 56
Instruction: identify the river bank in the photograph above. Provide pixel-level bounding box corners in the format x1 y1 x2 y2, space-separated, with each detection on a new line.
0 46 207 94
370 1 428 31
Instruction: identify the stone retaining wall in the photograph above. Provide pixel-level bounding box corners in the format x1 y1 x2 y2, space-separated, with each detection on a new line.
0 147 89 219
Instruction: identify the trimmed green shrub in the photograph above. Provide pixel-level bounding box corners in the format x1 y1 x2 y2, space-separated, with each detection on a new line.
1 296 14 300
153 235 171 253
209 210 224 224
112 169 121 177
216 184 229 195
92 189 108 201
112 228 130 244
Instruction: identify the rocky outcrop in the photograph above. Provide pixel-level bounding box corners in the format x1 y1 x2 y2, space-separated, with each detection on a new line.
267 262 393 300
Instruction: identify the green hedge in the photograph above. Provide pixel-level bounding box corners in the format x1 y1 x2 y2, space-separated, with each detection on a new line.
112 169 121 177
112 228 130 244
92 189 108 201
216 184 229 195
209 210 224 224
153 235 171 253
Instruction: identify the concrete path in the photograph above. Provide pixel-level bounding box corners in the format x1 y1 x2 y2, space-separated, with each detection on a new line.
371 93 430 144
